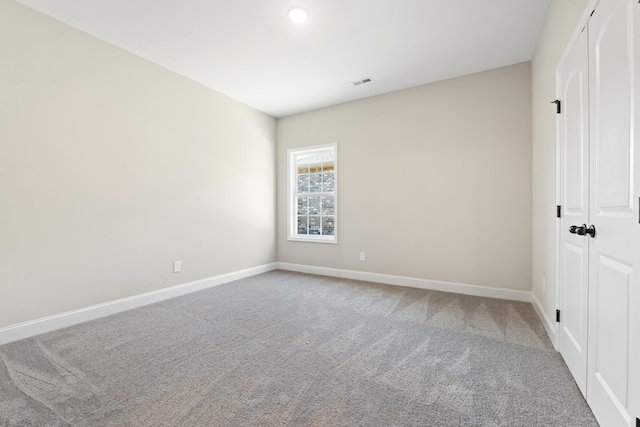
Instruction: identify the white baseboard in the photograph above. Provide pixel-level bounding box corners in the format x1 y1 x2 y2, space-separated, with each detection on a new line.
0 263 277 346
276 262 531 302
2 263 558 349
530 292 558 349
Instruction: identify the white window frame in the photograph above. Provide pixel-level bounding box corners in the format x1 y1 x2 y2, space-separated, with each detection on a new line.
287 143 338 244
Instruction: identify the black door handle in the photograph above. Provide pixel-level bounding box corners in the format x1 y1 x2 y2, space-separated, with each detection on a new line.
569 224 596 238
576 224 588 235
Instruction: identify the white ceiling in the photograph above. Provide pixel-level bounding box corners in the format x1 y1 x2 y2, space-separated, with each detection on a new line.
17 0 551 118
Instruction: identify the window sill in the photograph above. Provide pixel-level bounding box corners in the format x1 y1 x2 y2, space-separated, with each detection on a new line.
287 236 338 244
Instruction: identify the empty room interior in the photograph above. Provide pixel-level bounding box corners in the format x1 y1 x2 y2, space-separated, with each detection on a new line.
1 0 638 425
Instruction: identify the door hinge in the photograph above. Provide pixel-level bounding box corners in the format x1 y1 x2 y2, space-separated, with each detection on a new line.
556 309 561 323
557 205 562 218
551 99 561 114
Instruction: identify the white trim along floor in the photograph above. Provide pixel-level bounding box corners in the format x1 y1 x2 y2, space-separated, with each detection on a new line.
0 262 554 346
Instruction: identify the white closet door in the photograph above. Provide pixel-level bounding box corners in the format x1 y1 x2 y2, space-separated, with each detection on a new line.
558 27 590 397
587 0 639 425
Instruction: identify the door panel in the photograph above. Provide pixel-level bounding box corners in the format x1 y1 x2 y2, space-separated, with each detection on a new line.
587 0 638 425
558 27 590 396
564 61 588 215
593 0 632 211
593 255 631 404
562 242 586 350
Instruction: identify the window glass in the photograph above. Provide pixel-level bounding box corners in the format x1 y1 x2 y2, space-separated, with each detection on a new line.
288 144 337 243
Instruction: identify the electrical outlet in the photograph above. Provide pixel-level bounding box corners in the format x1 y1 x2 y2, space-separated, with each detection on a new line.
359 252 365 261
542 277 546 293
173 261 181 273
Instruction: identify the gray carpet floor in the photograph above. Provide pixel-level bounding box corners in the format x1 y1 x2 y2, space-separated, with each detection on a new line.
0 270 598 426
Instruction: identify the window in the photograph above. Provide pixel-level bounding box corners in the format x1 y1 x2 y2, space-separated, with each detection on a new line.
287 143 337 243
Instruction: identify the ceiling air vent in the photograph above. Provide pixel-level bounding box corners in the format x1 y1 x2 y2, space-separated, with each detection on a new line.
352 77 374 86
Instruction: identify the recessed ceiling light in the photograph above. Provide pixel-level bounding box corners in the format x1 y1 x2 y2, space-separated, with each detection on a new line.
288 6 308 23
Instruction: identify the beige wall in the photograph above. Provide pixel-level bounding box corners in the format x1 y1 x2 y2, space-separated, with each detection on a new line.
0 0 276 328
1 0 592 331
277 63 532 291
531 0 591 321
